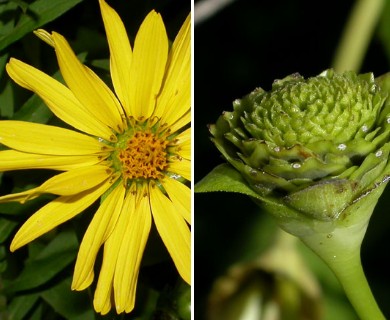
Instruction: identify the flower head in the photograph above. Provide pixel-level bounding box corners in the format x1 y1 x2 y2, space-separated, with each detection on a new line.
209 69 390 224
0 0 190 314
196 69 390 320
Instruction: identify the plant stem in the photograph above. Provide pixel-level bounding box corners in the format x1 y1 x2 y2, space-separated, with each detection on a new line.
300 222 385 320
332 0 385 72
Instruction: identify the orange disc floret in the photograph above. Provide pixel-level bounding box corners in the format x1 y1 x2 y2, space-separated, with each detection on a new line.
118 131 169 182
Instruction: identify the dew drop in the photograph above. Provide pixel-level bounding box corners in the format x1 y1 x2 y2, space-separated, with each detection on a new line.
292 163 301 169
369 83 379 94
387 116 390 124
273 146 281 152
337 143 347 151
291 105 299 113
169 173 181 180
233 99 240 106
376 150 383 157
361 125 368 132
225 112 234 120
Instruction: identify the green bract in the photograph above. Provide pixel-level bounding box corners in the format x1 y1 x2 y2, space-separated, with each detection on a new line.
209 69 390 224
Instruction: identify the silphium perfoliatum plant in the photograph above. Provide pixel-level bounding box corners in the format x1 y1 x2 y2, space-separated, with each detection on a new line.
196 69 390 319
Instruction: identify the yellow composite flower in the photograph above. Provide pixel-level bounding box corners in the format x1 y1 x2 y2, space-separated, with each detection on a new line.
0 0 191 315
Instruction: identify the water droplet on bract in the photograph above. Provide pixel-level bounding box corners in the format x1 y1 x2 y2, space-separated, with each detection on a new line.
225 112 234 120
292 163 301 169
291 105 299 113
274 146 281 152
292 72 301 78
169 173 181 180
376 150 383 157
370 83 379 94
361 125 368 132
387 116 390 124
337 143 347 151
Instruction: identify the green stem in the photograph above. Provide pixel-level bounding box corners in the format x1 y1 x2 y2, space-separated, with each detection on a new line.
332 0 385 72
300 222 385 320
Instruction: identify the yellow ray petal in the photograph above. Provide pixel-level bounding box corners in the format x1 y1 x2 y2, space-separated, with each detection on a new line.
155 13 190 126
149 182 190 285
171 127 190 160
128 11 168 120
99 0 132 115
10 176 118 252
6 58 114 141
72 183 125 291
162 177 190 224
0 165 113 204
34 29 55 47
114 185 151 313
0 150 105 171
0 189 38 204
94 184 135 314
168 157 191 181
94 245 115 314
52 32 125 133
169 110 190 135
39 165 113 195
111 189 135 313
0 121 109 155
100 292 113 316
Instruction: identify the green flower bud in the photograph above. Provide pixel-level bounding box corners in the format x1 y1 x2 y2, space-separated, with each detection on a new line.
197 69 390 319
207 232 322 320
209 69 390 229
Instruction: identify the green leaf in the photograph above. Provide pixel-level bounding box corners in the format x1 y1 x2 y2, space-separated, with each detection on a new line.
0 2 18 35
12 89 53 123
0 52 9 78
195 163 263 200
7 293 40 320
0 52 13 118
10 0 29 13
28 303 44 320
0 0 84 51
0 218 18 243
90 58 110 71
0 245 7 272
35 228 78 260
41 277 95 320
4 229 78 293
0 80 15 119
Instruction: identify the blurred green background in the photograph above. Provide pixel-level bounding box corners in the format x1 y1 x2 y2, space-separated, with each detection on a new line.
195 0 390 319
0 0 190 319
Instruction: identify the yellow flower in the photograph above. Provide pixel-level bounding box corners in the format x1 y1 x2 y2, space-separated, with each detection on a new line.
0 0 191 315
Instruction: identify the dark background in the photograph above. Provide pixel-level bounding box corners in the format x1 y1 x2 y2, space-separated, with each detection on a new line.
195 0 390 319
